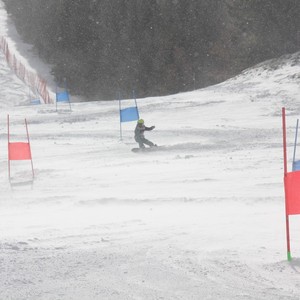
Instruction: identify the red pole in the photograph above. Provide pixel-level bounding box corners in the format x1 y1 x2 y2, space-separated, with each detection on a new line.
282 107 292 261
25 118 34 178
7 114 11 180
283 108 288 175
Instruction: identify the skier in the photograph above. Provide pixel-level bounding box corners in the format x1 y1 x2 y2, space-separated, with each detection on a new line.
134 119 157 149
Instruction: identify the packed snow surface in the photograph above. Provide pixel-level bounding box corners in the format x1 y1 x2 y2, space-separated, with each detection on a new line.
1 2 300 299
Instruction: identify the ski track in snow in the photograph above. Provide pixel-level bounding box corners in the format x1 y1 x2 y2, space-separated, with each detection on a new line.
1 1 300 299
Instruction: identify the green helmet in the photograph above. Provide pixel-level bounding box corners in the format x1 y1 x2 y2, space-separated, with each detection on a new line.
138 119 144 124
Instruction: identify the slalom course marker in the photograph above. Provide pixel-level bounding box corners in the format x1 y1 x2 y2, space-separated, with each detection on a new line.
29 87 41 105
292 119 300 171
118 91 140 140
31 99 41 105
282 107 300 261
7 115 34 182
56 81 71 112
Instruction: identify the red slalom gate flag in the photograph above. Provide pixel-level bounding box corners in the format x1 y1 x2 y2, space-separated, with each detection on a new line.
282 107 300 261
284 171 300 215
9 142 32 161
7 115 34 180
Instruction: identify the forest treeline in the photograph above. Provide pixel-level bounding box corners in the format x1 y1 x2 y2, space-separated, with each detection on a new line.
3 0 300 100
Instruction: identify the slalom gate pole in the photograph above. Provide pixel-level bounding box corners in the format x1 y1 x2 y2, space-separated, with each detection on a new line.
55 85 58 112
292 119 299 168
282 107 292 261
118 93 122 140
64 79 72 111
7 115 11 180
25 118 34 178
133 90 140 119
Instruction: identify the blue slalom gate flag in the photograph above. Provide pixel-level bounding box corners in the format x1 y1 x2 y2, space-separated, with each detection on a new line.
56 91 69 102
31 99 41 105
118 91 140 140
120 106 139 122
56 84 71 112
28 87 41 105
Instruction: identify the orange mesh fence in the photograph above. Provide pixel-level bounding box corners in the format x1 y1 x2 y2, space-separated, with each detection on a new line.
0 36 53 104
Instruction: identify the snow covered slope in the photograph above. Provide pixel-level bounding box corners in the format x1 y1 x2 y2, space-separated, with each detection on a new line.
1 2 300 299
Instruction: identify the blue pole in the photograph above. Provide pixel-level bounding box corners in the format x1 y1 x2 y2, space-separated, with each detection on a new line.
118 92 122 140
133 90 140 119
293 119 299 170
55 85 58 111
64 78 72 111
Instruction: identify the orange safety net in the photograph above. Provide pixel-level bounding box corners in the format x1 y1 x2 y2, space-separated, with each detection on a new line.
0 36 52 104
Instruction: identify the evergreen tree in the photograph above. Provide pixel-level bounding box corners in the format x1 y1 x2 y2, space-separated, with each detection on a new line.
3 0 300 100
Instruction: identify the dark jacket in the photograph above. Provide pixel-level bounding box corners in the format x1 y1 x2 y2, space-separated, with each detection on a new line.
134 124 154 138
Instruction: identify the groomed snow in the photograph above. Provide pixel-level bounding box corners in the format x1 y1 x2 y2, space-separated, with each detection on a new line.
1 2 300 299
